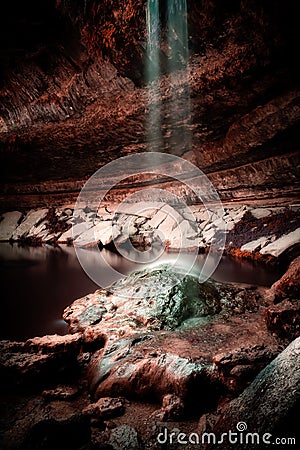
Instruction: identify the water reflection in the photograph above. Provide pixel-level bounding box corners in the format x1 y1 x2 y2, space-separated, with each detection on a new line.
0 243 282 341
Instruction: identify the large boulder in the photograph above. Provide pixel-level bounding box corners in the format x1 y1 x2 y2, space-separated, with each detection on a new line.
63 264 266 343
209 337 300 449
63 264 226 334
62 264 280 408
0 211 22 241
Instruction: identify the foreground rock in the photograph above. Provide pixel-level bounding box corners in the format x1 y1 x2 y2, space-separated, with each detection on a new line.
265 299 300 340
62 264 280 408
0 394 91 450
0 334 82 387
1 262 298 449
209 337 300 449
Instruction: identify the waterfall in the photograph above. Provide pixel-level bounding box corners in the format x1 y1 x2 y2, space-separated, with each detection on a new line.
146 0 191 155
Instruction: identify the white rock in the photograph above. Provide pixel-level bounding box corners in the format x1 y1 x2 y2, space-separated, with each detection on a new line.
147 211 167 229
168 220 198 249
179 220 199 238
251 208 271 219
0 211 22 241
260 228 300 257
157 215 177 237
198 219 210 231
136 208 159 219
226 206 248 222
97 206 113 221
189 205 201 213
202 227 216 243
225 221 235 231
194 209 211 223
209 208 224 219
122 219 137 237
212 217 227 231
233 212 248 223
269 207 285 214
58 222 93 243
74 221 120 247
28 221 47 237
12 209 48 240
63 208 73 217
115 201 164 218
241 236 271 252
225 208 240 220
134 217 147 226
202 222 213 232
179 208 197 222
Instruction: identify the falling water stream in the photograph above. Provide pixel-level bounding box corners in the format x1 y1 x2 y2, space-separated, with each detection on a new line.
146 0 191 154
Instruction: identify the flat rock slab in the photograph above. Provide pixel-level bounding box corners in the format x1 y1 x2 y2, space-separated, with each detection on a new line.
0 211 22 241
241 236 271 252
74 221 120 247
260 228 300 257
147 210 168 229
12 209 48 240
168 220 199 249
250 208 271 219
58 222 93 242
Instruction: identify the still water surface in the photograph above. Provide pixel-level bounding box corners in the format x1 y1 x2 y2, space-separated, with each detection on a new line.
0 243 282 341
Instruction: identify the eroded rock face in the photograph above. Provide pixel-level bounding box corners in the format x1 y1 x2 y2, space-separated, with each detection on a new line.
264 256 300 340
0 1 299 207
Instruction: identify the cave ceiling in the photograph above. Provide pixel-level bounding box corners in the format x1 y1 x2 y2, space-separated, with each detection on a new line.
0 0 299 207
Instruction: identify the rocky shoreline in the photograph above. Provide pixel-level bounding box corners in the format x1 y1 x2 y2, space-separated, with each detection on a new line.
0 203 299 263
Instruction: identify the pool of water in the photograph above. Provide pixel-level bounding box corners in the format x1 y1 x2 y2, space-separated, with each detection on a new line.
0 243 283 341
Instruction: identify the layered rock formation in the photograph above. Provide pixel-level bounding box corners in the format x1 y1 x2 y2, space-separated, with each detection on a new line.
0 0 299 208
